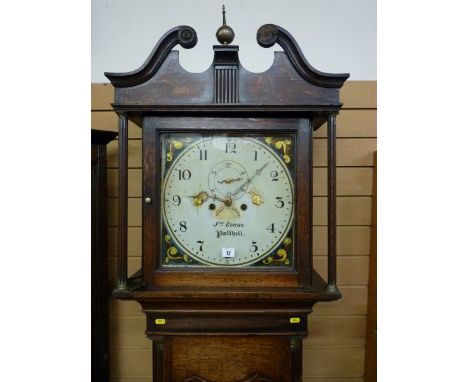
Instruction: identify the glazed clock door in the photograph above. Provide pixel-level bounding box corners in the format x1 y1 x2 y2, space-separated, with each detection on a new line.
142 117 313 289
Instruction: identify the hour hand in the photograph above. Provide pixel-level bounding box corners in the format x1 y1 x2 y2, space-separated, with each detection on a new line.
187 191 227 206
188 191 208 206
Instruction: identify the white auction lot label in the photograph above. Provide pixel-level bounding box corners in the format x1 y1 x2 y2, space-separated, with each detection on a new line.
222 248 235 258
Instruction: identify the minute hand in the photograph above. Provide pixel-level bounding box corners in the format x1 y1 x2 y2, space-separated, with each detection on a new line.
231 162 269 197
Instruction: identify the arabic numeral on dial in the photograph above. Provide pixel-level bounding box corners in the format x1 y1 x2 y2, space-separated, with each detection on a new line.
179 221 187 232
196 240 204 251
225 142 236 153
274 196 284 208
270 170 279 181
199 149 207 160
266 223 275 233
178 169 191 180
250 241 258 252
172 195 181 206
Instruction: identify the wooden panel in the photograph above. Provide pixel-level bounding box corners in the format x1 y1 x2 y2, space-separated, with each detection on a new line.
314 287 368 316
108 169 142 198
107 139 142 168
92 111 142 138
110 378 152 382
92 81 377 110
314 256 370 286
341 81 376 109
109 347 152 377
314 138 376 167
171 336 290 382
313 168 373 196
108 198 142 227
314 110 377 138
313 197 372 226
304 316 367 346
109 317 148 347
302 346 365 377
92 83 114 110
313 226 371 256
108 227 142 257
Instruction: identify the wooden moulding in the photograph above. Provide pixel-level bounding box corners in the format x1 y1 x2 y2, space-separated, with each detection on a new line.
105 25 348 111
105 26 198 88
91 81 376 111
256 24 349 88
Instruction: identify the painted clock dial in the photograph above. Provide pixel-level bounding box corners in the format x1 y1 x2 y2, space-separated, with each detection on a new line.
161 134 294 267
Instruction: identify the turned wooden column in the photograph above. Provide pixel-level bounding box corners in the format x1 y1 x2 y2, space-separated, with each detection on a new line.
327 112 338 293
116 113 129 292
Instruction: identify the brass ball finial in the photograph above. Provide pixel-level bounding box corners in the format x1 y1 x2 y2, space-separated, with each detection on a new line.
216 5 235 45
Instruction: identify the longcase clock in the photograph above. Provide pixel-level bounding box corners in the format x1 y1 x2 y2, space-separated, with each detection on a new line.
105 9 349 382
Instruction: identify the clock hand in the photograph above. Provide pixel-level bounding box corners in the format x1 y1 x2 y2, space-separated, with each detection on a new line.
189 191 208 206
231 162 270 197
217 177 242 184
186 192 228 205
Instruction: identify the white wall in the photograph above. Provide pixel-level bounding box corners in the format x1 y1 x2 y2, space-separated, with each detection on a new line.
92 0 376 82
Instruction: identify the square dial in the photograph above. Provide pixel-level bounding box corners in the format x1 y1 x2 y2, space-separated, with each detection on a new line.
160 134 295 267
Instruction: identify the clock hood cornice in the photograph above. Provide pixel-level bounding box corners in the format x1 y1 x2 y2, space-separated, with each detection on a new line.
105 25 349 108
104 25 198 88
256 24 349 88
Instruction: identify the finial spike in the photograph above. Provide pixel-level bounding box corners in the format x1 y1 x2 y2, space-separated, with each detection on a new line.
216 4 235 45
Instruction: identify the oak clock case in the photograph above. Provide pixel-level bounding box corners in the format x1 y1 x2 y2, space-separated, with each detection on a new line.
105 14 349 382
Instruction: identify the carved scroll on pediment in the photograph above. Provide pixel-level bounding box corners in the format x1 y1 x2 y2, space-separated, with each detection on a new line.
183 372 270 382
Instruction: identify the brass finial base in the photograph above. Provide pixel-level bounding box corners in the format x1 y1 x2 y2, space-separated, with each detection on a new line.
216 5 235 45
